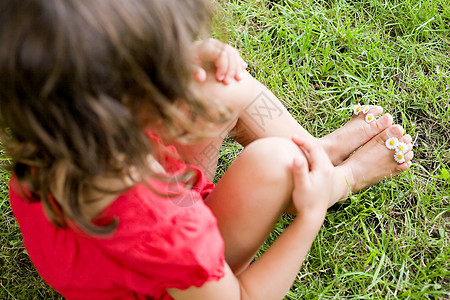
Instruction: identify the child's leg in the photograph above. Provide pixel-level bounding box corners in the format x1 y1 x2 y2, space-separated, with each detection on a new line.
338 124 413 192
205 137 302 274
206 125 412 275
222 71 393 166
168 70 392 180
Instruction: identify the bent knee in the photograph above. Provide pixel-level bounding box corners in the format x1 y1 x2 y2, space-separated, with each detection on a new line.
240 137 304 180
191 69 262 114
245 136 302 156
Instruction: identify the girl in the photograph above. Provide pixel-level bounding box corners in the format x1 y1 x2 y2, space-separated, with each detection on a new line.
0 0 413 299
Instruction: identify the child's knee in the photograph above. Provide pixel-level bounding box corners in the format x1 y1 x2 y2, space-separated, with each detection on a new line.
242 137 304 181
191 69 259 115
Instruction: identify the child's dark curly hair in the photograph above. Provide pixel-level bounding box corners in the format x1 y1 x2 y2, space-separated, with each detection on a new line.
0 0 225 234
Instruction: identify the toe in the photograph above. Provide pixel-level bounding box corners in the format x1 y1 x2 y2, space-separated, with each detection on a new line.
374 113 393 132
386 124 405 138
400 134 412 143
397 142 414 171
399 134 413 153
375 124 404 145
361 113 393 143
398 152 413 171
353 105 383 119
369 105 384 116
397 162 410 171
406 151 414 161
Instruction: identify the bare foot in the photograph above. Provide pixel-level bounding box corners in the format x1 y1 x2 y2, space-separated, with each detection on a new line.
320 105 394 166
330 124 413 205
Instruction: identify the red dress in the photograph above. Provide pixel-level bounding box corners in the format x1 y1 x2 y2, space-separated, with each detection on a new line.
9 138 225 300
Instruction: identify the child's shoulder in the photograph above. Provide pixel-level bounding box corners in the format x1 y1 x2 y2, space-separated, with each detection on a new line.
103 180 212 228
98 177 219 244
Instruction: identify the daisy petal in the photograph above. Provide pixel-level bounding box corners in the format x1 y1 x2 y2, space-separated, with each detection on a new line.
362 106 370 114
354 104 362 115
385 137 399 150
394 151 406 164
365 113 375 123
396 142 408 153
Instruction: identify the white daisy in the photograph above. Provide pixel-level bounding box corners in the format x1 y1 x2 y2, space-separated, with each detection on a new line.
362 106 370 114
353 104 362 115
396 142 408 153
365 113 375 123
385 137 399 150
394 151 406 164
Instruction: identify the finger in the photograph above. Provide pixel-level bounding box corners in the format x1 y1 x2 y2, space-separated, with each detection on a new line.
220 48 234 84
292 155 310 187
241 57 248 69
291 136 328 172
233 52 245 82
194 67 207 82
215 50 228 82
197 38 219 61
236 57 248 81
231 50 241 80
213 43 231 82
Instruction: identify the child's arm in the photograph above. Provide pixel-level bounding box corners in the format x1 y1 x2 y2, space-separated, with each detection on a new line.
193 38 247 85
168 137 333 300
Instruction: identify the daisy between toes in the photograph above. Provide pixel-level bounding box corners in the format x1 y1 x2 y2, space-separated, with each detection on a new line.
353 104 377 124
385 137 408 164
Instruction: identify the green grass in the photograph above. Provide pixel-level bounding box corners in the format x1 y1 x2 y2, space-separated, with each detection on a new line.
214 0 449 299
0 149 63 299
1 0 449 298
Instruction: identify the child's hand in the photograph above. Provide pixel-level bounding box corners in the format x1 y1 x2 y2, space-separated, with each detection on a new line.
193 38 247 85
290 136 334 221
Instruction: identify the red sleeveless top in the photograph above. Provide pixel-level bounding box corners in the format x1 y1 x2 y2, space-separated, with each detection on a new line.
9 137 225 300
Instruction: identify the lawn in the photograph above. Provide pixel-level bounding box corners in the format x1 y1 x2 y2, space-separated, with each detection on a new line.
1 0 449 299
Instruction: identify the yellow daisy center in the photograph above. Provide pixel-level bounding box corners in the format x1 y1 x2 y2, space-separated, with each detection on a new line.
398 154 403 159
390 141 395 145
368 116 373 120
398 145 404 150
